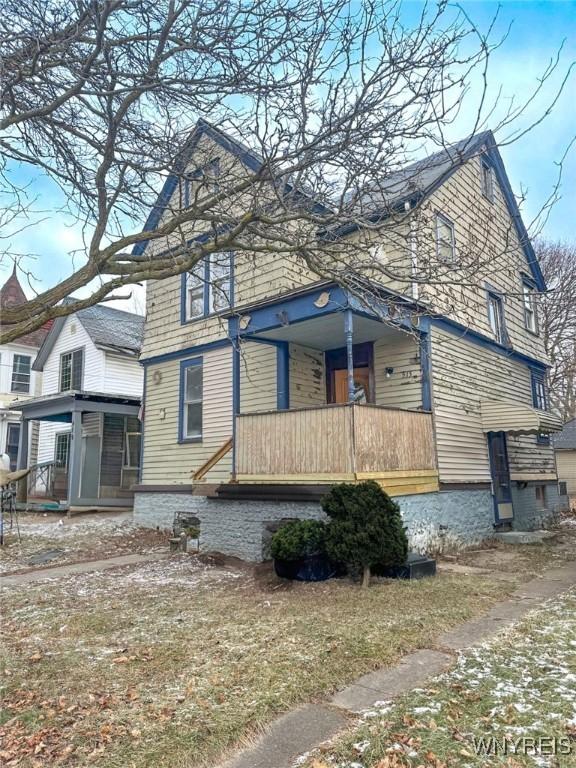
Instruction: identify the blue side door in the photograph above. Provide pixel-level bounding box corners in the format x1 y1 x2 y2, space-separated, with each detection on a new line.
487 431 514 524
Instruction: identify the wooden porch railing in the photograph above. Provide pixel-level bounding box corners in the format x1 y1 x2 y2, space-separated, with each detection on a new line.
235 403 438 495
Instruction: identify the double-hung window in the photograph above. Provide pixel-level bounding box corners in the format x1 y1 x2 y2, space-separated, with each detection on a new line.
183 252 233 321
11 354 31 393
531 370 548 411
436 214 456 263
181 359 203 441
54 432 71 469
209 253 232 313
60 348 84 391
487 290 506 344
522 280 538 334
481 158 494 202
185 267 205 320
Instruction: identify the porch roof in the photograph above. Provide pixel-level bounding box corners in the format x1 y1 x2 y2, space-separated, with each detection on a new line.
10 390 141 422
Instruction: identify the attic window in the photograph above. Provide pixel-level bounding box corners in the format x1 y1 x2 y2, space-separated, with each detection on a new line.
183 158 221 207
522 279 538 334
435 214 456 263
481 158 494 202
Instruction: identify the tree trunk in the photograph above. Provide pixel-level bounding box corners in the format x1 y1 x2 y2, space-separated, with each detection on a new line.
361 565 371 588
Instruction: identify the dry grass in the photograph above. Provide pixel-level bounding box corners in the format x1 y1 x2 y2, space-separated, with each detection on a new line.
307 590 576 767
2 522 575 768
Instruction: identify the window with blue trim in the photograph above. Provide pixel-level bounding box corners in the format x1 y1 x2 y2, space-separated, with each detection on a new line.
183 158 221 207
180 359 203 441
531 370 548 411
183 252 233 322
487 290 506 344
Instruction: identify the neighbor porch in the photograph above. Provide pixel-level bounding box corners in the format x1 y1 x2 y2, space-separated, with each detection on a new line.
12 391 141 512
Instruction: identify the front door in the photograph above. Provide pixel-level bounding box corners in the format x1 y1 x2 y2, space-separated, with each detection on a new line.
487 431 514 523
333 368 371 403
326 342 374 404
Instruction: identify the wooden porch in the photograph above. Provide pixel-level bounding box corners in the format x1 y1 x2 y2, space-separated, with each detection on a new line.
234 403 438 496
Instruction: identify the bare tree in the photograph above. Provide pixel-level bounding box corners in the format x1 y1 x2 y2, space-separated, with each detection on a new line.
536 240 576 421
0 0 573 342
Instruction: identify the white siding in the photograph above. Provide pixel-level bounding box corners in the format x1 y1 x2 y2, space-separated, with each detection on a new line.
41 316 105 396
103 353 144 397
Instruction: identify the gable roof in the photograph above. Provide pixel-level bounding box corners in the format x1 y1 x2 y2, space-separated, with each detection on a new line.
33 303 144 371
553 418 576 450
0 267 53 348
133 123 545 290
132 119 262 256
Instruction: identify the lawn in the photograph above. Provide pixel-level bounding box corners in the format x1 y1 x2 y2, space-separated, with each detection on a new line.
1 521 575 768
305 590 576 768
0 513 167 575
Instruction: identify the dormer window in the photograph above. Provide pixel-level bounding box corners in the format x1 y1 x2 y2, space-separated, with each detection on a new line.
436 213 456 263
481 158 494 202
522 279 538 334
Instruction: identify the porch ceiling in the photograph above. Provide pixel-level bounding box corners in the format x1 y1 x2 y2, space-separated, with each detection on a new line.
253 313 402 350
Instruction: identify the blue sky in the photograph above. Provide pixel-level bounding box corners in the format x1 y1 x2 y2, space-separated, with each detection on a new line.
1 0 575 311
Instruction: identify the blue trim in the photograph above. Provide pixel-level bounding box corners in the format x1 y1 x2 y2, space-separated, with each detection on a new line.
140 338 231 367
487 431 513 524
344 309 355 402
234 285 349 336
178 356 203 444
138 369 146 483
419 326 432 412
276 343 290 410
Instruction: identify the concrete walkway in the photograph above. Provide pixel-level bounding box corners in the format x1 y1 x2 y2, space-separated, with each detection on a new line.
0 552 168 586
218 559 576 768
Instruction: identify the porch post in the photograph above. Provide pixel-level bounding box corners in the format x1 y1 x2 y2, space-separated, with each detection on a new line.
68 409 83 506
231 338 241 479
16 417 30 503
16 418 29 470
276 342 290 410
344 309 355 402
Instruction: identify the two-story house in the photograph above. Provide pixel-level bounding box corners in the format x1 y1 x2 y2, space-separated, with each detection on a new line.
0 268 52 470
132 120 562 560
12 303 144 512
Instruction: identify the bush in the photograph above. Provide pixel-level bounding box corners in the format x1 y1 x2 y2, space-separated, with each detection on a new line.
323 481 408 587
270 519 327 561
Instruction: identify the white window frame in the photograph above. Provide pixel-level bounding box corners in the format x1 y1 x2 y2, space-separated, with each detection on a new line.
208 253 232 314
481 158 494 202
185 269 205 320
523 280 538 334
11 353 32 393
182 361 203 440
487 291 506 344
435 213 456 264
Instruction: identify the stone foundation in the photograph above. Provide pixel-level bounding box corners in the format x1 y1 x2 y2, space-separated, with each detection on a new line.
510 482 561 531
134 488 497 561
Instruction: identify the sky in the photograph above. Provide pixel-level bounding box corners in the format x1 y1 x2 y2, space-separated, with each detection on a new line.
1 0 575 314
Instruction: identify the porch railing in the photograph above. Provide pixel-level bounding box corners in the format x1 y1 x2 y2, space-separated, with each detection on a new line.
27 461 57 499
235 403 438 494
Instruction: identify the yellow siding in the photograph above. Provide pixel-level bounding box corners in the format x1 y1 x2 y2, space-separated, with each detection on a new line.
556 450 576 496
430 327 554 484
374 333 422 409
421 158 547 362
239 342 277 413
142 346 233 484
289 344 326 408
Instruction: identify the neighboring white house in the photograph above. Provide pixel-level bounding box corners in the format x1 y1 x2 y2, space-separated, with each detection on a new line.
0 268 52 470
13 303 145 511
